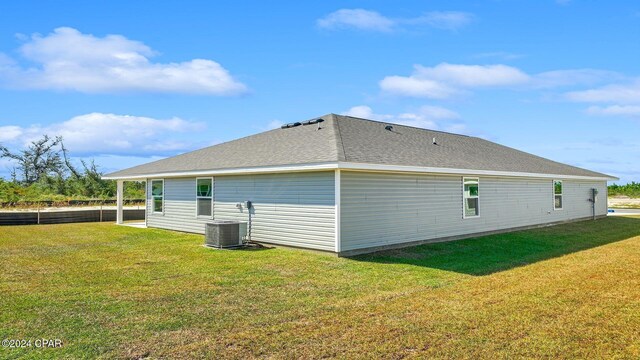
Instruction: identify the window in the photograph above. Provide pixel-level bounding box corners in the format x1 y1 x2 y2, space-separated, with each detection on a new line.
151 179 164 213
553 180 563 210
196 178 213 217
463 177 479 218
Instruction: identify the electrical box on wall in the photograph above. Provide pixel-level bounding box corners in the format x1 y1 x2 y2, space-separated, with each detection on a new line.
235 201 253 210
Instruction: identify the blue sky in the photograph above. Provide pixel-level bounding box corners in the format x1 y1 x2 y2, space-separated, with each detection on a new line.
0 1 638 183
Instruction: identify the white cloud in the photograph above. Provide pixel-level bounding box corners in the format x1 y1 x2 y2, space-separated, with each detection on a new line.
0 126 23 142
417 63 529 87
379 75 457 98
0 27 247 95
585 105 640 117
409 11 474 30
0 113 205 156
343 105 384 119
562 78 640 118
413 105 460 120
266 120 284 130
342 105 466 132
0 53 15 66
0 53 20 80
533 69 622 89
380 63 529 98
381 63 638 123
380 63 623 99
565 80 640 104
87 154 166 175
317 9 395 32
317 9 473 32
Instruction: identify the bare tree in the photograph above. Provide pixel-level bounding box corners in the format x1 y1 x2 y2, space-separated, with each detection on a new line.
61 141 81 179
0 136 135 199
0 135 65 185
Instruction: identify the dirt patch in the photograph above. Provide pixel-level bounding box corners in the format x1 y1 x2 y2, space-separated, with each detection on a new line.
608 196 640 209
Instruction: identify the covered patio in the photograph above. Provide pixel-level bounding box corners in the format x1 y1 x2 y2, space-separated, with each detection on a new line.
115 179 146 227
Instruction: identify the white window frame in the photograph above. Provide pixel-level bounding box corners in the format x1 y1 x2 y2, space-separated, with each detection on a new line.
151 179 164 215
553 180 563 210
462 177 480 219
195 177 213 218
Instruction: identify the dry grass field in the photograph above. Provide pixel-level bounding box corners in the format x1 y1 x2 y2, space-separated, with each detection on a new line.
609 196 640 209
1 217 639 359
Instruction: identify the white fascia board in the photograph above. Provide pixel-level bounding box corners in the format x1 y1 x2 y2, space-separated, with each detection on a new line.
337 162 618 181
102 161 618 181
101 162 339 180
334 169 341 253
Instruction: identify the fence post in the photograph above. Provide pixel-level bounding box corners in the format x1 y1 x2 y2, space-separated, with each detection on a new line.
37 202 40 225
100 201 103 222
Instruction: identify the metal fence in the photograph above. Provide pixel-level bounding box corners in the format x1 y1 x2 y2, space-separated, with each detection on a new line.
0 209 145 226
0 199 146 226
0 198 145 209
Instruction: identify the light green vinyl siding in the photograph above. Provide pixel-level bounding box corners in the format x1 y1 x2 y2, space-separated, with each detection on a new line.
340 171 607 252
147 171 336 251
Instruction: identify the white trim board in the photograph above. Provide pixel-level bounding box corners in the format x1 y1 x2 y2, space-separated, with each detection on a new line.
334 169 341 253
195 177 214 219
103 161 618 182
462 177 480 219
150 179 165 215
338 162 617 181
102 162 338 180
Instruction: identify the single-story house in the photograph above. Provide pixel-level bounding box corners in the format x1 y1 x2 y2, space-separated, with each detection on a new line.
103 114 617 256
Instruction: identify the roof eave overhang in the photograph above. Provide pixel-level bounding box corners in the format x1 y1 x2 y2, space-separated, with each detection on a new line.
102 161 618 182
101 162 339 181
339 162 618 181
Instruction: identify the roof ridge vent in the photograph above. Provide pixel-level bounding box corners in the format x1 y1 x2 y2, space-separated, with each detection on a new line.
302 118 325 130
302 118 324 126
280 122 302 129
281 119 327 130
384 124 393 131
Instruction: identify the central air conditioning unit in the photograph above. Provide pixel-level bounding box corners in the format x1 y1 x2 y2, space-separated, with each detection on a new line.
205 221 248 249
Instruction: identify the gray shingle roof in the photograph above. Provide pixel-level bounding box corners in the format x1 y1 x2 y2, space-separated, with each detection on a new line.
104 113 615 179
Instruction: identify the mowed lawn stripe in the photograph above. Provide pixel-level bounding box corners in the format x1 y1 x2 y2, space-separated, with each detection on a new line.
1 217 639 359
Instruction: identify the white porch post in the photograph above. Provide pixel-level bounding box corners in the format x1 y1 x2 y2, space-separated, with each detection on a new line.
116 180 124 224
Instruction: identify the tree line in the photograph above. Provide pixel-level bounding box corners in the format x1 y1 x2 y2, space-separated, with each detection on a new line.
0 135 144 203
608 182 640 198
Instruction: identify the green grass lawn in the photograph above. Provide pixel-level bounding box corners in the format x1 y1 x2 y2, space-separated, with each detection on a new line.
1 218 639 359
